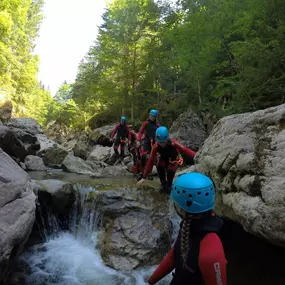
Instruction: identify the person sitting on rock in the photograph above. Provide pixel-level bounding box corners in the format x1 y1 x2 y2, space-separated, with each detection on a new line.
137 126 196 193
136 109 160 179
111 116 130 161
127 128 139 176
145 172 227 285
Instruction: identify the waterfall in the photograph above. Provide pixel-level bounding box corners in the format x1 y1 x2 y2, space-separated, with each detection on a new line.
21 184 171 285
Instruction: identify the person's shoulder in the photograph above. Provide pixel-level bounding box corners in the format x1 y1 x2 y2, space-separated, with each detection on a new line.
199 233 226 262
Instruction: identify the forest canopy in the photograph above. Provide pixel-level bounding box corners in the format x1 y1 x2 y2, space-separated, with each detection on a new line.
1 0 285 129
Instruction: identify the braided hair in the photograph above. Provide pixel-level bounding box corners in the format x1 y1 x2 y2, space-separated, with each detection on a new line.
180 214 192 266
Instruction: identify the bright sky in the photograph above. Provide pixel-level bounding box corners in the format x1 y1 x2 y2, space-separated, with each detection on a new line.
34 0 107 96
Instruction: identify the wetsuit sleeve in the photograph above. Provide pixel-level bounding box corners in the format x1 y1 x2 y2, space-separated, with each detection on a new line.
143 144 158 179
199 233 227 285
147 247 175 285
138 121 147 141
111 124 119 139
172 139 196 158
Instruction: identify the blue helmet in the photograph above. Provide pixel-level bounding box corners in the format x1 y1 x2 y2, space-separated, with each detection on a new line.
171 172 215 214
121 116 126 123
155 126 169 143
149 109 158 117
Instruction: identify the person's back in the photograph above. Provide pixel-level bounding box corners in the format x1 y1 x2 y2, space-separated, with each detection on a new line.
146 172 227 285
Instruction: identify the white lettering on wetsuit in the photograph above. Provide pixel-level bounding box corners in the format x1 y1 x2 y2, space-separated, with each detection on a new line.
214 262 223 285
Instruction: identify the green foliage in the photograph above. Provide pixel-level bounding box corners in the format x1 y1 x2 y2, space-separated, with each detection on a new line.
3 0 285 130
0 0 53 125
64 0 285 130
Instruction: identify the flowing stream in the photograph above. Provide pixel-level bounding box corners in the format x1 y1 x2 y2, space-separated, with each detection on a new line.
20 180 173 285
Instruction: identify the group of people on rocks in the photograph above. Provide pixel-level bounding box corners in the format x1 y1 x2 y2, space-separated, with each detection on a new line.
110 110 227 285
111 109 196 193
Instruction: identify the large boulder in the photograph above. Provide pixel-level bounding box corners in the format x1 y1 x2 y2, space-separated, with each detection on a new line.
0 149 36 282
192 103 285 248
61 133 97 160
70 133 94 160
169 108 208 152
36 179 75 216
5 118 43 160
0 125 27 161
97 189 172 272
90 123 116 146
42 145 69 168
6 118 44 136
62 154 105 175
36 134 58 154
0 100 13 123
36 134 69 168
24 155 46 171
87 145 112 163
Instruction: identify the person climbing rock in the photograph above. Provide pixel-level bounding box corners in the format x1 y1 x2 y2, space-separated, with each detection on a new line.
145 172 227 285
111 116 129 161
127 128 139 176
136 109 160 179
137 126 196 193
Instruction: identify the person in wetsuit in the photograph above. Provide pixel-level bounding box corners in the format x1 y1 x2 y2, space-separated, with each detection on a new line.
137 126 196 193
111 116 129 160
127 128 139 176
145 172 227 285
136 109 160 179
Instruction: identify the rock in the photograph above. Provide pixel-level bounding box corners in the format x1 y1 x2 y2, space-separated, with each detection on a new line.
102 165 131 177
97 189 172 272
87 145 112 163
5 118 42 160
126 161 134 173
44 121 70 144
62 139 77 152
90 172 104 179
36 134 58 154
24 155 46 171
192 103 285 247
35 133 69 168
123 156 132 165
199 110 219 134
41 144 69 168
90 123 116 146
0 149 36 281
61 133 96 160
72 134 94 159
0 125 27 161
6 118 44 136
62 154 104 175
36 179 75 216
0 100 13 122
169 108 208 152
20 162 26 170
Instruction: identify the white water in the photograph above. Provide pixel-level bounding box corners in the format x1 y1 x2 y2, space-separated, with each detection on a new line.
22 184 174 285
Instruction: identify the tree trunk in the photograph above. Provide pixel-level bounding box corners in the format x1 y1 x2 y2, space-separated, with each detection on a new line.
197 78 202 104
131 46 137 122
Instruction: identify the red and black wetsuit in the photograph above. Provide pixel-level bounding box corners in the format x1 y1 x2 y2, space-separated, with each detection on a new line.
111 123 129 156
143 139 196 190
147 213 227 285
137 119 160 173
127 130 139 175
